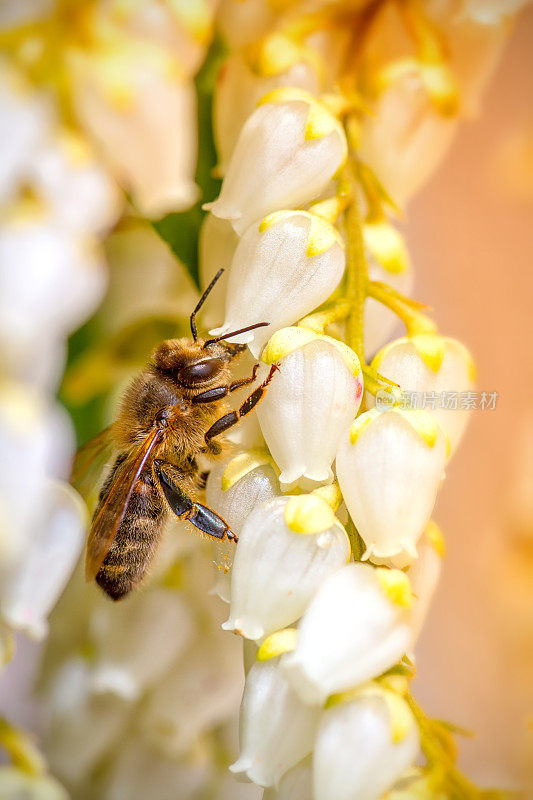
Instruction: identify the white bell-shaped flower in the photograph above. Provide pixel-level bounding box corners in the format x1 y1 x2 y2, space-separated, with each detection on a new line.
407 522 444 645
206 452 281 602
364 247 414 360
209 210 345 357
205 89 347 234
230 657 321 787
90 589 194 700
69 41 198 217
282 564 413 704
0 212 107 387
198 214 238 321
336 409 448 561
369 335 476 453
258 327 362 487
263 758 312 800
223 495 350 640
214 52 321 174
0 481 85 640
313 689 420 800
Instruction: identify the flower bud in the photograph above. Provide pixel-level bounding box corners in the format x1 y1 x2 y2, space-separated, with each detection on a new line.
0 481 85 640
205 89 347 234
214 52 321 174
258 327 362 487
365 254 414 359
263 757 312 800
206 453 281 602
209 210 345 357
282 564 413 704
313 689 419 800
223 496 350 640
230 657 321 787
336 409 448 561
370 335 476 453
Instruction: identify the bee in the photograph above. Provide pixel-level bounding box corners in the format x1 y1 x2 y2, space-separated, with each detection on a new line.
77 270 277 601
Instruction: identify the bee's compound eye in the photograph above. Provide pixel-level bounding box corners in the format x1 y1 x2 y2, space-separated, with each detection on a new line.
177 358 224 387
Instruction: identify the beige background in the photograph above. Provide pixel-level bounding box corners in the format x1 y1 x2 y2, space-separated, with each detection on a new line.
409 9 533 791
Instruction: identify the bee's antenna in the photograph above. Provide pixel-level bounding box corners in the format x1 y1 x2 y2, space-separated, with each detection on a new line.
203 322 269 348
190 269 224 341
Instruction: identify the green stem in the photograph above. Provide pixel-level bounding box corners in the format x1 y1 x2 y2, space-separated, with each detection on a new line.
343 164 368 361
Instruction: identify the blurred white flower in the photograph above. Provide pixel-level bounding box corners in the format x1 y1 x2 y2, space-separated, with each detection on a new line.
141 635 244 756
230 656 321 787
336 409 448 561
258 328 362 487
89 588 195 701
0 381 73 567
209 210 345 357
406 523 444 645
214 52 321 174
282 564 413 704
205 454 281 602
223 496 350 641
369 335 475 454
69 43 198 217
313 690 420 800
0 481 85 640
205 90 347 234
198 213 238 316
0 767 68 800
0 210 108 388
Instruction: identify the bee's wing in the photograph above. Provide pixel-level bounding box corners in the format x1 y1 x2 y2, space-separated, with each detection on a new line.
85 426 165 581
72 427 116 501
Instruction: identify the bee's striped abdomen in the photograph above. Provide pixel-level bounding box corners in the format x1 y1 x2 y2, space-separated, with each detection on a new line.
95 465 166 601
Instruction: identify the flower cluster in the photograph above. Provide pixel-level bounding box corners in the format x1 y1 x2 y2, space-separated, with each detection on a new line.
197 1 523 798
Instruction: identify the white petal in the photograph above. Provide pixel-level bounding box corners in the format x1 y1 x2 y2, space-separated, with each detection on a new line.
210 212 345 357
0 768 68 800
206 459 281 602
282 564 412 704
407 532 442 645
214 53 320 174
224 496 350 640
206 97 346 234
0 481 85 640
336 410 448 560
313 694 419 800
257 338 361 487
230 658 321 787
369 336 475 453
198 213 238 327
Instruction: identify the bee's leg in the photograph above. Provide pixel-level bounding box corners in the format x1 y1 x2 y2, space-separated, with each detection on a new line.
204 364 279 443
191 363 260 405
154 461 237 542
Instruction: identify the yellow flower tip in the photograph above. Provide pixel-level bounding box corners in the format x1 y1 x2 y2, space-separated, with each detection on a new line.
251 33 302 77
394 409 443 450
379 674 410 697
375 568 413 609
382 690 416 744
363 221 409 275
306 214 342 257
258 209 292 233
424 520 446 557
263 328 361 378
409 333 446 373
349 409 379 445
304 99 338 141
256 628 298 661
221 449 275 492
284 495 336 535
258 86 316 109
311 483 343 512
421 62 460 117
